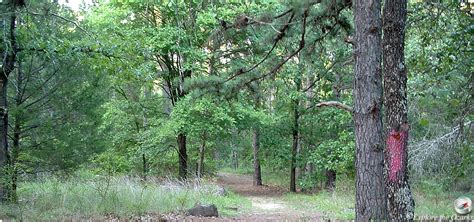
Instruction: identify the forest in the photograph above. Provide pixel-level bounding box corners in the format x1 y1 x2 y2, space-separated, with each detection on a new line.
0 0 472 221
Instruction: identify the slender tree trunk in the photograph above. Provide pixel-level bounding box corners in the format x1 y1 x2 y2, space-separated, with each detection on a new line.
233 151 238 170
142 88 150 181
252 127 262 186
142 153 147 181
252 86 262 186
9 62 24 203
0 75 10 202
0 10 18 202
325 73 343 192
197 136 206 178
290 76 301 192
325 170 336 191
295 141 301 182
304 76 315 190
177 133 187 179
176 70 191 179
353 0 388 220
230 129 238 170
11 119 19 203
382 0 415 219
290 111 298 192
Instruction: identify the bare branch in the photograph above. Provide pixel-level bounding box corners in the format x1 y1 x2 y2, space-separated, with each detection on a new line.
409 121 473 176
312 101 353 113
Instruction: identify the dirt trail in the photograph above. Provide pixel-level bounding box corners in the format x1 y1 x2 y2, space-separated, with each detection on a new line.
162 172 322 221
216 172 322 221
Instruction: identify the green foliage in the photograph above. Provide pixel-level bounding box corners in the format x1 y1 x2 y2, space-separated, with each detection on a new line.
405 0 473 182
0 0 471 219
171 97 235 138
91 151 132 175
310 130 354 173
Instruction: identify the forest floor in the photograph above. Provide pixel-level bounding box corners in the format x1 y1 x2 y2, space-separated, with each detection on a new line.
216 172 322 221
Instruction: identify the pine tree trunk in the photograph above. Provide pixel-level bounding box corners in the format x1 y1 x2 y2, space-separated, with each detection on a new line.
252 127 262 186
177 133 187 179
353 0 388 220
382 0 415 219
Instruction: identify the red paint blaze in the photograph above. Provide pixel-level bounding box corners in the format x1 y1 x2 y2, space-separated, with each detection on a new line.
387 129 408 182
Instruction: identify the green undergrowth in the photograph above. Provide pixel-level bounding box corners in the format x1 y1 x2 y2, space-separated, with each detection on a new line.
220 167 254 175
0 172 251 221
220 167 289 188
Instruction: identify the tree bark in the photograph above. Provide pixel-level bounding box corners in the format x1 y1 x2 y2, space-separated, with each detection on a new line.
353 0 388 220
177 133 187 179
197 136 206 178
382 0 415 219
252 127 262 186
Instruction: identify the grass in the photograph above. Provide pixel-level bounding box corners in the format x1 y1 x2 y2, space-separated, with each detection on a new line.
1 168 469 221
412 180 473 217
224 167 472 220
283 177 356 220
0 173 251 221
287 177 473 220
